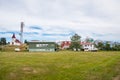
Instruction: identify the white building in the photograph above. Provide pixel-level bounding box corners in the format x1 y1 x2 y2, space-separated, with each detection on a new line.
60 41 98 51
10 34 21 46
81 42 98 51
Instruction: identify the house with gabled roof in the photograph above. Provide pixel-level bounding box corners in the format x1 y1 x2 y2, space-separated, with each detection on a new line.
59 41 97 51
10 34 21 46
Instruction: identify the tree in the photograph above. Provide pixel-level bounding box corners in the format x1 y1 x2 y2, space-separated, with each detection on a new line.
96 42 104 50
70 33 81 51
85 37 94 43
24 40 28 44
0 37 6 45
112 42 120 51
104 42 111 51
55 43 59 51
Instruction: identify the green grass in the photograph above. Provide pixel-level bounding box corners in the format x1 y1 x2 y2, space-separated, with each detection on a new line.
0 51 120 80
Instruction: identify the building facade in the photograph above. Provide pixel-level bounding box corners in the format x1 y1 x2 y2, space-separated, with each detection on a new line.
81 42 97 51
59 41 97 51
10 34 21 46
28 41 56 52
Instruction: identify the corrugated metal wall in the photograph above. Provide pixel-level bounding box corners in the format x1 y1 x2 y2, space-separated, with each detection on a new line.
28 42 55 52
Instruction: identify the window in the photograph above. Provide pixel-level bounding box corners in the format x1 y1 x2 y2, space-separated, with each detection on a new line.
36 44 49 47
36 44 40 47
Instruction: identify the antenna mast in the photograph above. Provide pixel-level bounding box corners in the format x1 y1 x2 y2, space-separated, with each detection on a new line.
20 22 24 44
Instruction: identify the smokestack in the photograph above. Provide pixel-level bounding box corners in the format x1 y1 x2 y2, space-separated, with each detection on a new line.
20 22 24 44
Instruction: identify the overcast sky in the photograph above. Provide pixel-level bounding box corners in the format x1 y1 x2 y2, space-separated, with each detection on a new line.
0 0 120 42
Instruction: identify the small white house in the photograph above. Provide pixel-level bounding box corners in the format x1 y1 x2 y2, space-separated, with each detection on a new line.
81 42 98 51
60 41 98 51
10 34 21 46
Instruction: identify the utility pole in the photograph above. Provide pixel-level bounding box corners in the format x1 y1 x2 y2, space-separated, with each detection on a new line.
20 22 24 44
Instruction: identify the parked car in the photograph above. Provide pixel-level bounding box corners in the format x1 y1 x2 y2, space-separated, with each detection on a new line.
15 48 20 52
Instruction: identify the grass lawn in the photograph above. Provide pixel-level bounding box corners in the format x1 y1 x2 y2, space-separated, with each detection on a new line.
0 51 120 80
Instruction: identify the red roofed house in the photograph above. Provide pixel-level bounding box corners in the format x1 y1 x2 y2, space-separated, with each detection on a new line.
61 41 71 49
60 41 97 51
10 34 21 46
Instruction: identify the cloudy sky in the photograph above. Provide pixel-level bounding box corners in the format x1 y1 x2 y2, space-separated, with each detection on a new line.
0 0 120 42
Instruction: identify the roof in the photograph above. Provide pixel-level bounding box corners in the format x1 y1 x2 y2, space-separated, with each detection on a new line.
60 41 93 46
12 34 16 38
30 40 40 42
81 42 93 45
15 39 21 43
28 41 55 44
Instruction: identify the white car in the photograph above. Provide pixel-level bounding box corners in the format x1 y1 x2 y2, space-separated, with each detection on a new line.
15 48 20 52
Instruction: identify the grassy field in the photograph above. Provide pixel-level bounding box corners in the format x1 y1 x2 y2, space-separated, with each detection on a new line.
0 51 120 80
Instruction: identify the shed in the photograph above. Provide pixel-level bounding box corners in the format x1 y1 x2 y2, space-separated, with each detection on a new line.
28 41 55 52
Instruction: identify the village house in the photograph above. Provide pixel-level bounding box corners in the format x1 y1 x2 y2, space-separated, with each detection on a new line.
81 41 97 51
60 41 97 51
10 34 21 46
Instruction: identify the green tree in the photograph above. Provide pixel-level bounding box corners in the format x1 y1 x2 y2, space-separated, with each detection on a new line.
96 42 104 50
104 42 111 51
112 42 120 51
24 40 28 44
55 43 59 51
85 37 94 43
0 37 6 51
0 37 6 45
70 34 81 51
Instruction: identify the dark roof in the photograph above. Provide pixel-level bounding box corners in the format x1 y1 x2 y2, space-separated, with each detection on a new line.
15 39 21 43
12 34 16 38
28 41 55 44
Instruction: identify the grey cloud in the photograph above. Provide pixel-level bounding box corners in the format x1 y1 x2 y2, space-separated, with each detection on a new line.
29 26 42 30
0 0 120 42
